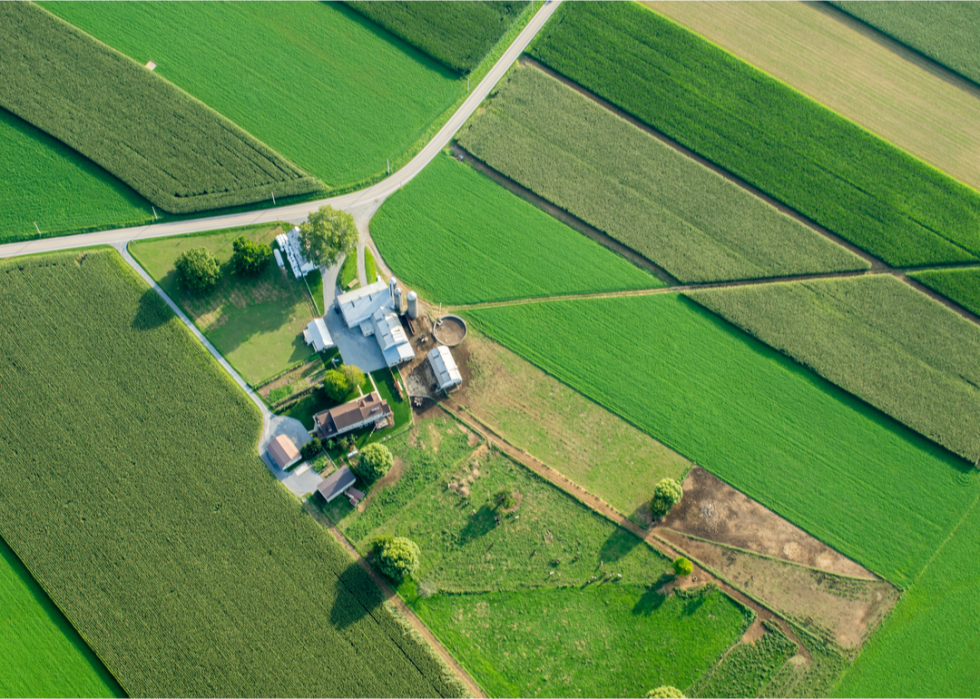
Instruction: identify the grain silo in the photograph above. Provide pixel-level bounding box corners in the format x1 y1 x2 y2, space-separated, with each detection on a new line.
407 291 419 319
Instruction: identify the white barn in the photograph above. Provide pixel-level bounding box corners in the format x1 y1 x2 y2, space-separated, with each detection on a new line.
428 345 462 391
303 318 335 353
335 277 415 367
336 279 391 329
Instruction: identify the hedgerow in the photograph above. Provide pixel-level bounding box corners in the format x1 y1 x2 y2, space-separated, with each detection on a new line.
0 3 322 214
345 1 528 73
528 2 980 267
457 66 867 283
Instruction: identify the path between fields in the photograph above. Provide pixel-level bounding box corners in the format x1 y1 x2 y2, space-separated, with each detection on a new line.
437 401 809 657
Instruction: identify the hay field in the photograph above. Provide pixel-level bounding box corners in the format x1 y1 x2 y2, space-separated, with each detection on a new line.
644 1 980 192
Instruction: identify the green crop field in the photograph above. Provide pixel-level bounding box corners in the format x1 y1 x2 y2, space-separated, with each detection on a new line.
43 2 464 189
688 275 980 462
322 417 749 697
1 3 320 215
0 538 123 698
832 2 980 87
465 295 980 587
0 108 153 244
527 2 980 267
458 66 866 283
371 153 662 304
910 267 980 317
130 224 323 385
691 624 798 698
345 1 527 74
0 248 462 697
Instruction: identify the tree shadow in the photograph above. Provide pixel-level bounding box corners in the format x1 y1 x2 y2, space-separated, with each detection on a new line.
131 288 170 331
458 504 497 547
330 561 384 629
598 527 643 567
632 576 672 616
682 595 708 617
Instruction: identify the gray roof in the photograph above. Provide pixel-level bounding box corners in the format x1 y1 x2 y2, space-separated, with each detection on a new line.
428 345 462 389
317 466 357 503
336 280 391 328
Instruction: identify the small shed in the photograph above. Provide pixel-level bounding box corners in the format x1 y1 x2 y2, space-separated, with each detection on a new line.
428 345 462 391
303 318 335 352
268 435 301 470
317 466 357 503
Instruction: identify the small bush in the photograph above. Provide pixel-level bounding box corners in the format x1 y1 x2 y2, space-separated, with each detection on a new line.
326 439 336 451
323 369 350 402
494 487 516 511
231 236 272 276
647 687 685 699
374 536 421 581
355 443 393 481
300 438 322 460
175 247 220 294
673 557 693 577
650 478 684 519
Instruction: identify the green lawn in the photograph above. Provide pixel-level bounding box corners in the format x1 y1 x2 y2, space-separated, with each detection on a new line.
0 248 462 697
43 1 463 188
0 538 123 698
0 107 152 244
910 267 980 317
130 224 321 385
372 153 663 304
688 275 980 461
338 250 359 291
465 295 980 587
458 66 867 283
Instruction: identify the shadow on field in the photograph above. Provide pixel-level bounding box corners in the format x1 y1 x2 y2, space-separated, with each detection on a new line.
131 288 170 331
330 561 384 629
458 504 497 547
598 527 643 566
632 581 669 616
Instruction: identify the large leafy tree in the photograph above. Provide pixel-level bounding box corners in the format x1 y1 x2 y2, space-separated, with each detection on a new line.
650 478 684 519
372 535 421 581
299 205 358 268
231 236 271 276
355 443 393 481
174 247 220 294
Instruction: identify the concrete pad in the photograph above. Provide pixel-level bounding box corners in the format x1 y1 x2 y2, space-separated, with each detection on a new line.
324 301 388 372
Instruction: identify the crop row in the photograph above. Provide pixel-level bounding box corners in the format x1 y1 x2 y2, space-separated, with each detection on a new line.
528 2 980 267
458 66 867 283
909 266 980 318
0 250 461 697
0 3 322 214
345 1 528 74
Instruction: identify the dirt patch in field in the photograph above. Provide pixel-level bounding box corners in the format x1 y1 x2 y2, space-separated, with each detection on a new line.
664 467 874 579
661 531 899 650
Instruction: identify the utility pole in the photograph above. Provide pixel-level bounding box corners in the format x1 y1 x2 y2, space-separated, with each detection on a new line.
152 206 158 221
33 222 41 236
272 191 276 206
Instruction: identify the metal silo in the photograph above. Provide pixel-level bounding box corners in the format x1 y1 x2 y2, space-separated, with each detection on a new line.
407 291 419 319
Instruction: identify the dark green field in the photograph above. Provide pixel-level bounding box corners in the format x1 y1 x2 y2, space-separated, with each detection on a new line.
345 1 528 74
0 249 462 697
528 2 980 267
910 267 980 317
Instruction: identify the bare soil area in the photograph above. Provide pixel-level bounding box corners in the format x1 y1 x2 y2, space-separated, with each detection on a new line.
664 467 875 579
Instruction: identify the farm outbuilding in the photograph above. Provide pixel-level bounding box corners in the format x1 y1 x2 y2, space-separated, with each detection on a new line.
276 227 316 279
268 435 301 470
428 345 462 391
317 466 357 503
303 318 335 353
336 279 392 328
335 277 415 367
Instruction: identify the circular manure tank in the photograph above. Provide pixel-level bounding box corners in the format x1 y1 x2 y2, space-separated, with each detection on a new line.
432 315 467 347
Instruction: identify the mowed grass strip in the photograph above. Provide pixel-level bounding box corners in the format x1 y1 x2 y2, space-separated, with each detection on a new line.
688 275 980 462
528 2 980 266
458 66 867 283
0 538 123 698
345 1 528 74
0 108 152 244
0 3 320 215
43 1 463 189
465 295 980 586
831 2 980 87
0 249 462 698
910 267 980 317
371 153 662 304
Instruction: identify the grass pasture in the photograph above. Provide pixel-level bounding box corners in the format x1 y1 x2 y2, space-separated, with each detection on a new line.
688 275 980 462
910 267 980 317
0 538 123 698
458 66 867 283
645 1 980 193
0 248 462 697
130 224 322 385
690 625 798 699
371 153 662 304
528 2 980 267
465 295 980 587
832 2 980 87
345 1 528 74
0 108 153 244
1 3 320 215
43 1 464 189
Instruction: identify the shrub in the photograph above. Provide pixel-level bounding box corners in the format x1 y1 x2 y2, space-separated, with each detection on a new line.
300 438 322 460
355 443 393 481
341 365 365 392
174 247 220 294
231 236 272 276
326 439 336 451
647 687 685 699
673 557 693 577
375 536 421 581
322 369 350 402
650 478 684 519
494 487 516 511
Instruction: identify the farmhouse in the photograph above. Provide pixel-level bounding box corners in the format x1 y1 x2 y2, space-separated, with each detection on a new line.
276 226 316 279
313 391 393 439
335 277 415 367
303 317 335 352
317 465 357 503
428 345 462 391
268 435 301 470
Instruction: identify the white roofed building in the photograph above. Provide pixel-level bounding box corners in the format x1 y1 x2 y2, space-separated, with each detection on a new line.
276 227 316 279
303 318 334 353
428 345 462 391
336 279 391 329
373 307 414 367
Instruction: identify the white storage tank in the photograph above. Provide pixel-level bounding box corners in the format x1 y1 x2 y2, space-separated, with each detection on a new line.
407 291 419 319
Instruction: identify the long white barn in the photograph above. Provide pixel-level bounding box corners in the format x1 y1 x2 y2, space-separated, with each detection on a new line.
334 277 415 367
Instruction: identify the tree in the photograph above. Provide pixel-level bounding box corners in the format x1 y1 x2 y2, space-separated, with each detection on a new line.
374 536 420 581
231 236 271 276
323 369 350 402
673 557 693 577
650 478 684 519
355 443 393 481
340 364 364 392
647 686 685 698
494 487 516 511
300 437 322 460
174 247 220 294
298 205 358 269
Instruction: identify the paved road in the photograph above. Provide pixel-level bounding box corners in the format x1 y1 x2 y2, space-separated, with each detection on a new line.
0 0 561 262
